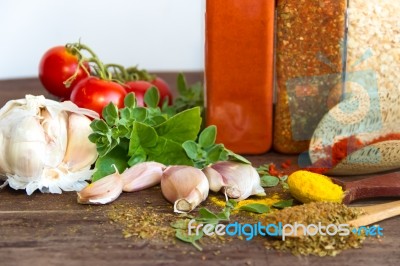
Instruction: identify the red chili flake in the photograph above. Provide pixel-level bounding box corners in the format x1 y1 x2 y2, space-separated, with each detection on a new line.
268 163 280 177
281 159 292 169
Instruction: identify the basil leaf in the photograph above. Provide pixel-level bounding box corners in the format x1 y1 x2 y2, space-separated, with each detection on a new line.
92 143 129 181
199 125 216 148
128 122 157 159
155 107 202 144
260 175 280 187
238 203 270 214
148 138 193 166
272 199 293 209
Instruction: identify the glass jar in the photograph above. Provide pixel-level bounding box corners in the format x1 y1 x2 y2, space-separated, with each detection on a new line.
274 0 347 154
205 0 275 154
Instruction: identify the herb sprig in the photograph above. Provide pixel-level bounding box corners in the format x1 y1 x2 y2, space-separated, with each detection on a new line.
171 200 237 251
89 85 248 180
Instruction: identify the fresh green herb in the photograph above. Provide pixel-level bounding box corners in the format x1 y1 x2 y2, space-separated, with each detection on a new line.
238 203 270 214
182 125 250 168
272 199 293 209
280 175 290 190
257 163 289 190
171 199 237 251
89 89 202 179
175 228 204 251
260 175 280 187
162 73 204 116
90 79 248 180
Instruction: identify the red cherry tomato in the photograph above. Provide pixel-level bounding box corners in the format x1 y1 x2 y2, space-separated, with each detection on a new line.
39 46 89 99
125 80 156 107
150 77 173 105
70 77 127 115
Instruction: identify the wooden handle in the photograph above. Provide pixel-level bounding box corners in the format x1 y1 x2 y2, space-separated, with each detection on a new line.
341 171 400 204
348 200 400 227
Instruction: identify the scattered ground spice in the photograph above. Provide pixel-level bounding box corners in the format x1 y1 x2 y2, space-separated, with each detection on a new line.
208 194 282 215
107 190 368 257
264 202 365 256
108 203 176 242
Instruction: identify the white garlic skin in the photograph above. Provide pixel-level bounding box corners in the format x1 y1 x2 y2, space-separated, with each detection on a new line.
0 95 99 194
204 161 266 201
77 169 123 205
121 162 165 192
161 165 209 213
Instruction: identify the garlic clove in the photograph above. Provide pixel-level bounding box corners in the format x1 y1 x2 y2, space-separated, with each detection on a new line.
63 113 98 172
40 108 68 168
161 166 209 213
77 167 123 204
208 161 266 201
202 166 226 192
6 115 46 179
121 162 165 192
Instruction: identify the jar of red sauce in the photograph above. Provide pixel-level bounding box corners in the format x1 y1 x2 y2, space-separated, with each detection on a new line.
205 0 275 154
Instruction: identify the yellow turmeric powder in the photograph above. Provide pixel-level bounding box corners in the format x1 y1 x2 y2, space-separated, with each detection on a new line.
287 170 344 203
208 194 282 213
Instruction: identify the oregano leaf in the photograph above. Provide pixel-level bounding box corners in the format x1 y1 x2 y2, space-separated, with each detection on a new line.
238 203 270 214
124 92 136 108
199 125 216 148
144 86 160 108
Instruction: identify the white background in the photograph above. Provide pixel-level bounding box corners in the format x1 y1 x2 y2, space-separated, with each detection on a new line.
0 0 205 79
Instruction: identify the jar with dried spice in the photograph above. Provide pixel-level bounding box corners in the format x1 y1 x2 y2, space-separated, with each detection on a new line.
205 0 275 154
274 0 347 154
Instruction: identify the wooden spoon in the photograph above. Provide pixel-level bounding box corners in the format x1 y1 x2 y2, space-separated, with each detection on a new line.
332 171 400 204
287 200 400 238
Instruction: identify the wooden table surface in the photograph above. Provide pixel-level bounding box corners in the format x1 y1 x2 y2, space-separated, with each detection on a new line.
0 75 399 266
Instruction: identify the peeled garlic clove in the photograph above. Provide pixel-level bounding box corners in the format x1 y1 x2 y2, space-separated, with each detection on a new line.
77 167 123 204
207 161 266 201
161 166 209 213
63 113 98 172
121 162 165 192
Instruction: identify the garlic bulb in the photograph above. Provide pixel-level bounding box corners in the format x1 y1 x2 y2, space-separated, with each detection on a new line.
203 161 266 201
77 166 123 204
161 166 209 213
0 95 99 195
121 162 165 192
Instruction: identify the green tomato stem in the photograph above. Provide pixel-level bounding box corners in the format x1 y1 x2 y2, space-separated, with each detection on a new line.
67 42 109 81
